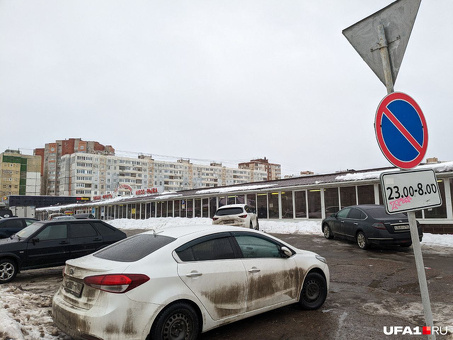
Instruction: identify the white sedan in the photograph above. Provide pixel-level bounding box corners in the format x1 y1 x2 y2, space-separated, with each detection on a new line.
52 225 329 340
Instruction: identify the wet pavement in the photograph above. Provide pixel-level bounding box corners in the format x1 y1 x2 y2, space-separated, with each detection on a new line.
7 230 453 339
202 233 453 340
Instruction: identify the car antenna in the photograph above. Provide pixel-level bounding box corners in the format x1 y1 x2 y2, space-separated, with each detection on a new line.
149 228 163 237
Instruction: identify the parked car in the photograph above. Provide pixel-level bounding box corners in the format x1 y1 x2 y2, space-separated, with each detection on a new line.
321 204 423 249
0 209 14 218
52 225 329 340
48 213 65 220
0 219 127 283
212 204 259 229
52 216 76 220
0 217 38 239
74 213 95 219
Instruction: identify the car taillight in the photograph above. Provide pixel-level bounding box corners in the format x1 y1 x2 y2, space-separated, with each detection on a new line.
84 274 149 294
212 217 218 221
372 223 386 230
238 214 247 218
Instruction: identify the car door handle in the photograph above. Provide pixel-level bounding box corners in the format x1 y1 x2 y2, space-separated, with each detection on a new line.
93 238 102 241
248 267 260 273
354 223 358 225
186 271 202 278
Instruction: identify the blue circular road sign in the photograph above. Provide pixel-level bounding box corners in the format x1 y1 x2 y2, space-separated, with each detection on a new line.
375 92 428 169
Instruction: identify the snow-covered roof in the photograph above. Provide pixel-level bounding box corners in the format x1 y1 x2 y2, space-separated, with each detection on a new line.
36 161 453 211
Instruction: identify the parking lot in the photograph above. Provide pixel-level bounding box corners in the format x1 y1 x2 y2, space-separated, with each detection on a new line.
1 231 452 340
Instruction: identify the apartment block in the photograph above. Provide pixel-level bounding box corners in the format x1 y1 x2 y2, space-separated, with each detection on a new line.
238 157 282 181
33 138 278 198
58 153 269 197
34 138 114 195
0 150 41 197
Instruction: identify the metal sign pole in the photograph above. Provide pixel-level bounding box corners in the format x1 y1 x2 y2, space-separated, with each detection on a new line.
408 212 435 340
377 25 394 95
377 22 435 340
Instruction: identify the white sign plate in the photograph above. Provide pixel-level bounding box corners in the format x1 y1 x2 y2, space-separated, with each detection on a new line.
380 169 442 214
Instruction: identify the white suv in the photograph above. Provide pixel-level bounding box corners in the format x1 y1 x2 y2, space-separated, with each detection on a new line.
212 204 259 229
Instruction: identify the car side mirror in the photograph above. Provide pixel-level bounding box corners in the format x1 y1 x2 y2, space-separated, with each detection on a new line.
280 246 292 258
32 237 40 245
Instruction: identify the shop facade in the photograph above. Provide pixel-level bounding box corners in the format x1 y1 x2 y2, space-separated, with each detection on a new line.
36 163 453 234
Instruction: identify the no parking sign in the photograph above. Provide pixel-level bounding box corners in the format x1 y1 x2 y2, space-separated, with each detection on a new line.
375 92 428 169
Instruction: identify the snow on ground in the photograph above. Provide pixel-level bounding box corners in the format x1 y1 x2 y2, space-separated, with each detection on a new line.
107 217 453 249
0 218 452 340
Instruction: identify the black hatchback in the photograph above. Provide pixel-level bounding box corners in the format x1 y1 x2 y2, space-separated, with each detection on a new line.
0 217 38 239
321 204 423 250
0 219 127 283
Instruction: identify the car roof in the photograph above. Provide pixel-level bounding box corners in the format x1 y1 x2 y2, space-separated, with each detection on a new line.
140 224 256 239
0 217 36 221
353 204 384 210
216 204 247 209
39 218 103 224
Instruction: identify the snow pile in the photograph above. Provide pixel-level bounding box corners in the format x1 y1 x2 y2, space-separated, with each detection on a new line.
0 285 63 340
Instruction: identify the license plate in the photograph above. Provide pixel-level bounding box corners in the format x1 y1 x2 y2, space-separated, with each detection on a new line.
64 277 83 298
224 220 235 224
394 225 410 231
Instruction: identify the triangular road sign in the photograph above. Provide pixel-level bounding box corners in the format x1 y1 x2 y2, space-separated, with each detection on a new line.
343 0 421 86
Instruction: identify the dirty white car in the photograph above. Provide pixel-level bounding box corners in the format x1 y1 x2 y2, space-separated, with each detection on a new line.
52 225 329 340
212 204 259 229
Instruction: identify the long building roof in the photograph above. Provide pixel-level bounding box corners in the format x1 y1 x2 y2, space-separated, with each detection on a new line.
37 161 453 211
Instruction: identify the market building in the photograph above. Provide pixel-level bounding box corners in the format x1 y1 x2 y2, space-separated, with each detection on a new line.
36 161 453 234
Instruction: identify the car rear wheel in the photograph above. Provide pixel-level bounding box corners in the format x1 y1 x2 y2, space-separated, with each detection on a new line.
356 231 369 250
0 258 18 284
323 224 333 239
299 272 327 310
150 302 200 340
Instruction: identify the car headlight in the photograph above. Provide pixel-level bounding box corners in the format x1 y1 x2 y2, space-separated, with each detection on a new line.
316 255 327 264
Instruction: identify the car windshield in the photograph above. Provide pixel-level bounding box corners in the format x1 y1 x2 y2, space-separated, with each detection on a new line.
16 222 45 238
94 234 176 262
366 206 407 219
216 207 244 216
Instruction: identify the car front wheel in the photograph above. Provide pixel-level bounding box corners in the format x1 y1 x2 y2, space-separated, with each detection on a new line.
356 231 369 250
0 258 18 284
323 224 333 239
150 302 200 340
299 272 327 310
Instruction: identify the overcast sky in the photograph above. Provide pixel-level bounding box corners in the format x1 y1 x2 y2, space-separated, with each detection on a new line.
1 0 452 176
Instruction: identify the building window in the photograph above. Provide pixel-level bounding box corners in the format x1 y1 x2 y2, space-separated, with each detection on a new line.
281 191 293 219
340 186 356 208
294 191 307 218
268 193 279 218
257 194 268 218
308 190 321 219
357 185 375 204
424 180 446 218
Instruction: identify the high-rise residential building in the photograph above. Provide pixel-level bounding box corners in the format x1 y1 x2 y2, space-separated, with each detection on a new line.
0 150 41 197
238 157 282 181
34 138 279 197
58 153 269 197
34 138 114 195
